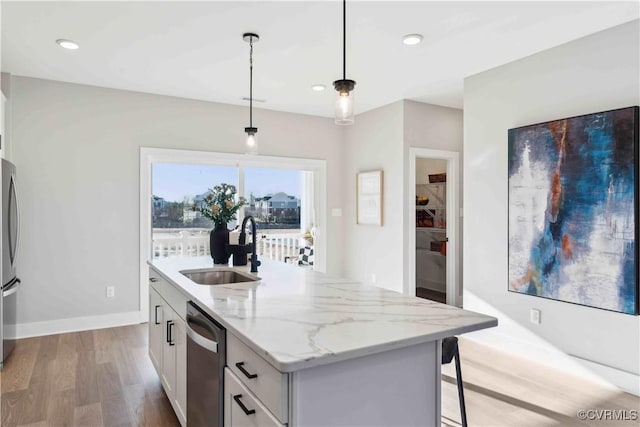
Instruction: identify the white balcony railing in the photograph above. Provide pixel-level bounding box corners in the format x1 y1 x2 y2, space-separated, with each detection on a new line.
153 230 306 264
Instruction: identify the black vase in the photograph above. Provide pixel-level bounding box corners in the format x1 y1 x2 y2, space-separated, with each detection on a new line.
210 223 230 264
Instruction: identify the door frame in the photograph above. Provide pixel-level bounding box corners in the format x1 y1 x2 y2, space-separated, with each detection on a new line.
405 148 460 306
139 147 327 321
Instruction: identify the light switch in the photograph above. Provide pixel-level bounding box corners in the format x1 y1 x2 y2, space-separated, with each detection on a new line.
331 208 342 217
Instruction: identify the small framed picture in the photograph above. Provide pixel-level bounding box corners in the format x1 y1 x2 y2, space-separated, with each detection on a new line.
357 170 383 226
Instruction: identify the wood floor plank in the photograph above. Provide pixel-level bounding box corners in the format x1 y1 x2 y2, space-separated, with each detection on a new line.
73 402 104 427
75 351 100 407
128 346 164 399
112 342 142 387
2 389 27 427
77 330 95 352
19 354 55 426
15 421 49 427
122 383 160 427
93 328 117 365
36 334 59 362
150 392 180 427
96 362 123 399
52 350 78 392
1 337 40 393
45 388 75 427
100 393 134 427
57 332 80 355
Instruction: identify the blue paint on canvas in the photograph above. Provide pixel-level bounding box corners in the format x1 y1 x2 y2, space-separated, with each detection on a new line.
508 107 638 314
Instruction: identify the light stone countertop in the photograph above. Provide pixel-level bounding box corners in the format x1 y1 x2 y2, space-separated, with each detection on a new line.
148 256 497 372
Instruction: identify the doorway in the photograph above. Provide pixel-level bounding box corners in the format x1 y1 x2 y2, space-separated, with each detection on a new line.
406 148 460 306
415 159 448 303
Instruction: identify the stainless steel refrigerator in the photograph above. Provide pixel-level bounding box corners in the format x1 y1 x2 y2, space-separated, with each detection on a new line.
2 158 20 365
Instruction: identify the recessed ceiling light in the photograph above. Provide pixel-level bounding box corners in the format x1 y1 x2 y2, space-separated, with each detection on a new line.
56 39 79 50
311 84 326 92
402 34 423 46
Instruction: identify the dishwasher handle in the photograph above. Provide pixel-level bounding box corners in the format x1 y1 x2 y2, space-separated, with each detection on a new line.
186 321 219 353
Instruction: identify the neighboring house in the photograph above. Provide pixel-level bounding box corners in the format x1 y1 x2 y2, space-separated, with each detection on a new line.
183 192 208 223
152 195 168 220
252 192 300 224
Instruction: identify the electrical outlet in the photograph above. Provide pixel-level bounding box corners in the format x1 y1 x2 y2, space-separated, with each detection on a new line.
106 286 115 298
371 274 376 284
530 308 541 324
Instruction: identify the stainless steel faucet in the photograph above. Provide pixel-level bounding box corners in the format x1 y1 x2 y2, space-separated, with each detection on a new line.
240 216 261 273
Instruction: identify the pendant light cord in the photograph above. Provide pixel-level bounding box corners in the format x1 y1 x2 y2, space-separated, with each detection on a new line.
342 0 346 80
249 36 254 128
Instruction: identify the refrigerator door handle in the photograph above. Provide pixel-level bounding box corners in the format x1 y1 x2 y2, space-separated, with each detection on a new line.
3 278 21 297
11 173 20 267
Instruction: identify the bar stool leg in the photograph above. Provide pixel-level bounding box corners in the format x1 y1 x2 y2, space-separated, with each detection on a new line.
453 346 468 427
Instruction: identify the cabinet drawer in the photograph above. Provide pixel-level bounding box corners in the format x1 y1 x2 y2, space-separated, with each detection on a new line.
227 333 288 423
149 267 188 320
224 369 284 427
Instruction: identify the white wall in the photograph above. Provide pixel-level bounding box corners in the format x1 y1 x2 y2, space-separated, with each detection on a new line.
464 20 640 393
343 101 404 290
11 76 343 327
1 72 12 160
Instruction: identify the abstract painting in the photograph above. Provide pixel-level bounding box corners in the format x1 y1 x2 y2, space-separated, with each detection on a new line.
508 106 639 315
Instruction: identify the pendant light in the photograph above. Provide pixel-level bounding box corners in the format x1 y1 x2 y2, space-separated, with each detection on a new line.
243 32 259 154
333 0 356 125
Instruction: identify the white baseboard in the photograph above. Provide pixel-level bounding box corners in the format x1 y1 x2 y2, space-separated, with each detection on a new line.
14 310 144 339
464 329 640 396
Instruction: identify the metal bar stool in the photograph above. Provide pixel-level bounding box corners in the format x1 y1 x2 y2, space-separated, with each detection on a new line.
442 336 468 427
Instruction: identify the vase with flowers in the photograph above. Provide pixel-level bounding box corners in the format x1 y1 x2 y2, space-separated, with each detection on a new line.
198 183 245 264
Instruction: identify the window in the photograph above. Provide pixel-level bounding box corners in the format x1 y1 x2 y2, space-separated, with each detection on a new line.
149 159 314 265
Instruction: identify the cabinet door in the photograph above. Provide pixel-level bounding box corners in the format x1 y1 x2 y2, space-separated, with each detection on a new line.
173 316 187 426
224 369 283 427
148 288 163 372
161 305 176 399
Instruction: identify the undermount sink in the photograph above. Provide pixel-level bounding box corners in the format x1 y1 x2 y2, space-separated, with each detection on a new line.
180 268 260 285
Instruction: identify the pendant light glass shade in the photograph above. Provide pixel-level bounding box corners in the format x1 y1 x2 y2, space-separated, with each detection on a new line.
245 127 258 155
335 89 354 125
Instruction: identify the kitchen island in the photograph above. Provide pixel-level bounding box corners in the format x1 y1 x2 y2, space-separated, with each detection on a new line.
148 256 497 427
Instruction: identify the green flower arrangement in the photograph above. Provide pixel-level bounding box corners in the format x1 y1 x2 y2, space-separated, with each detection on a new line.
198 183 245 227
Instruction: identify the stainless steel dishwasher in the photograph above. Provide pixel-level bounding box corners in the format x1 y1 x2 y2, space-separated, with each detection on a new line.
186 301 226 427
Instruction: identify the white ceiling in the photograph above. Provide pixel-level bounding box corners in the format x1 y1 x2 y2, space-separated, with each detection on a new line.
2 1 638 118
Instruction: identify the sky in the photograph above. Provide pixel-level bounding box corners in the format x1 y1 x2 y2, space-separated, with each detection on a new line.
152 163 302 202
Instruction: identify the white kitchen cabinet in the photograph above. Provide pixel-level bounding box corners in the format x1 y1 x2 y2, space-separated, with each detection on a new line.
227 333 288 423
148 287 163 372
161 305 176 397
148 268 187 427
174 316 187 424
225 333 438 427
225 368 284 427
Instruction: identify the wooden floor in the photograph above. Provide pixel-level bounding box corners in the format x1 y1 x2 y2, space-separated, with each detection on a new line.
1 324 638 426
416 287 447 304
442 338 640 426
1 324 179 427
